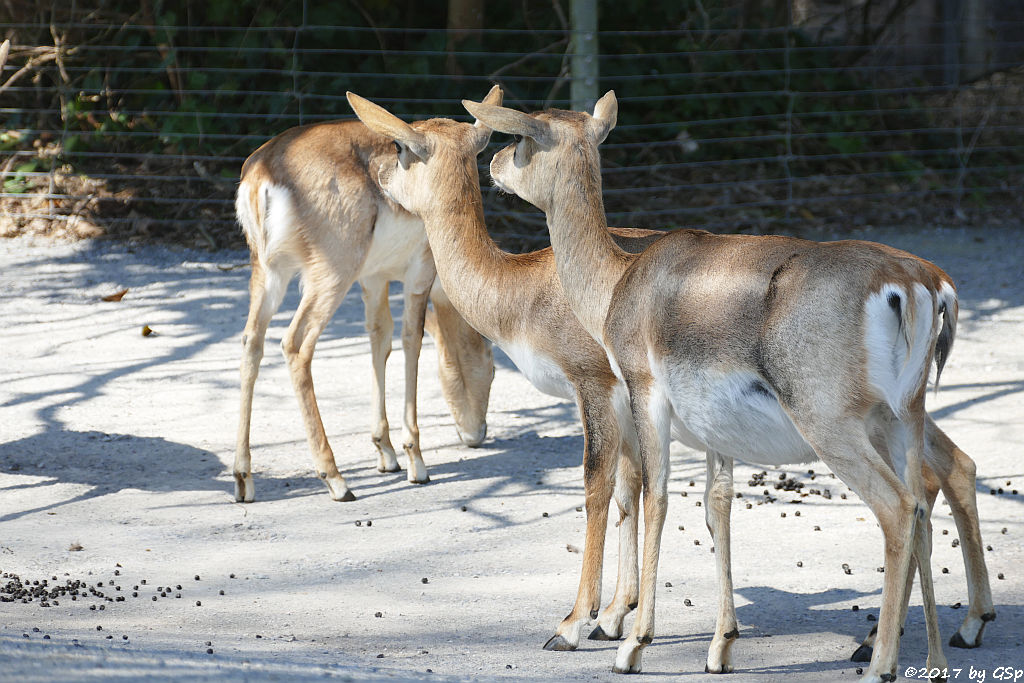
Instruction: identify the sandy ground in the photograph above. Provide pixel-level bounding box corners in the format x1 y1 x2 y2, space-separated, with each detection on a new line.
0 225 1021 682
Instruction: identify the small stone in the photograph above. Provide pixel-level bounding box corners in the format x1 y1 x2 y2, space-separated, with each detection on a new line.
376 654 384 659
207 648 213 654
814 526 821 531
942 567 949 574
696 501 702 507
942 530 948 535
665 582 672 588
852 605 859 611
745 503 752 509
152 596 157 601
460 506 467 512
794 511 801 517
796 561 803 568
694 540 700 546
96 626 102 631
421 578 429 584
684 598 692 606
542 512 548 518
366 520 372 527
678 525 684 531
219 590 224 595
206 641 212 646
986 545 993 551
43 635 50 640
575 506 583 512
951 602 961 609
230 573 236 578
375 612 383 618
780 512 786 518
997 573 1004 580
1002 528 1007 535
355 521 362 527
196 601 202 606
194 575 200 581
866 614 876 622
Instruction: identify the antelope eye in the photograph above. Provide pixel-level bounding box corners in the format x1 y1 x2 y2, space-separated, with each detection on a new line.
393 141 401 154
512 134 522 144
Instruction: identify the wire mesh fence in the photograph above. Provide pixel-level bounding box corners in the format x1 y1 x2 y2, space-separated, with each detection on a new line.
2 6 1023 250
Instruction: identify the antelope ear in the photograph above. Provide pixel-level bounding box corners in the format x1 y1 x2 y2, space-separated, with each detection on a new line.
468 85 504 154
463 99 554 147
347 91 430 160
480 84 503 107
587 90 617 145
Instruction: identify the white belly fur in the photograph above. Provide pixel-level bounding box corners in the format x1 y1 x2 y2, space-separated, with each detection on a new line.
498 341 575 401
657 363 818 466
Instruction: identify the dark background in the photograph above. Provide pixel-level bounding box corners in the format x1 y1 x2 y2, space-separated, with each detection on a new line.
1 0 1022 249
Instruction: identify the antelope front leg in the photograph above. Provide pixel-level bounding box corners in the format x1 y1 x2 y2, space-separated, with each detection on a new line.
704 451 739 674
614 383 671 674
400 284 431 484
591 434 641 641
361 278 400 474
545 385 619 651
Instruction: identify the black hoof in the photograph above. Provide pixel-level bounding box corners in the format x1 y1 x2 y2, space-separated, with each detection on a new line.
410 477 430 485
588 625 619 641
339 490 357 502
377 466 401 474
949 631 977 649
543 634 576 651
850 644 873 663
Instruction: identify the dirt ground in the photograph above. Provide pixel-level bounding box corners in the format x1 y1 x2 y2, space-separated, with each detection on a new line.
0 224 1021 682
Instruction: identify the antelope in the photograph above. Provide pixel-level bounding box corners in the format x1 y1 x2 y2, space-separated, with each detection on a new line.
466 93 994 682
348 85 665 649
234 115 495 503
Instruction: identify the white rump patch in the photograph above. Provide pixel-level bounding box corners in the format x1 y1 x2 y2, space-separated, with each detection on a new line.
864 282 935 417
262 182 298 264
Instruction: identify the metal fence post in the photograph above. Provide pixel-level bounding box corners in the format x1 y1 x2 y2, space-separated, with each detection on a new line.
570 0 598 112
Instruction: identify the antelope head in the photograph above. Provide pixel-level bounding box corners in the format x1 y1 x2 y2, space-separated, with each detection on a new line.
347 86 503 219
462 91 617 215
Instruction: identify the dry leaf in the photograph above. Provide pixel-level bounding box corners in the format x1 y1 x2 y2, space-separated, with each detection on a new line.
141 325 154 337
102 288 129 302
68 542 83 552
566 544 581 554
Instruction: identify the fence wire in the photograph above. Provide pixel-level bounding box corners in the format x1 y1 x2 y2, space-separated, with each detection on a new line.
1 16 1023 250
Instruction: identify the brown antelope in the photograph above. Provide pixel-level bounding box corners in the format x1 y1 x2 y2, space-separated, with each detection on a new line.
466 93 994 682
234 116 495 503
348 86 667 649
